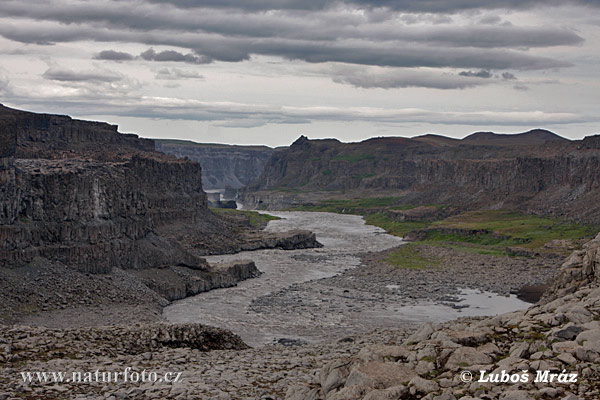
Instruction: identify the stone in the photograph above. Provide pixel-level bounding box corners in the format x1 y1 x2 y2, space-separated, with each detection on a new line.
500 390 532 400
575 329 600 351
556 352 577 366
554 325 584 341
320 360 351 395
362 385 408 400
409 376 439 394
285 385 320 400
445 347 493 371
345 362 417 389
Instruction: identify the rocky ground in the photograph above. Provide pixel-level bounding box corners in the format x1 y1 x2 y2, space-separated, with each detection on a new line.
1 235 597 400
0 324 409 399
286 233 600 400
0 258 167 326
250 245 562 323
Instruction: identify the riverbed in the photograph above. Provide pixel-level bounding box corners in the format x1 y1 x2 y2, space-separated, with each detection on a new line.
164 211 531 346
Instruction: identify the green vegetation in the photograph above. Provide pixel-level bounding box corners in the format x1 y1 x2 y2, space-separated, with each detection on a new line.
384 243 441 269
331 153 376 164
210 208 280 228
429 210 597 250
351 173 376 180
364 213 428 236
290 197 598 260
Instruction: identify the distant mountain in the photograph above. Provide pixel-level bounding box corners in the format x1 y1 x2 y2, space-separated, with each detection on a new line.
462 129 568 146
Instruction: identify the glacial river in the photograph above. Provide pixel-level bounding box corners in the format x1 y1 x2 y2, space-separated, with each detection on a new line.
164 211 530 346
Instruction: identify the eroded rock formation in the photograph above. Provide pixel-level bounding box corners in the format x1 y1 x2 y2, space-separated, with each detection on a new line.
242 132 600 224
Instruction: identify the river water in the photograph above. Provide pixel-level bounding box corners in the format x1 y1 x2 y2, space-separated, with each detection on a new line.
164 211 530 346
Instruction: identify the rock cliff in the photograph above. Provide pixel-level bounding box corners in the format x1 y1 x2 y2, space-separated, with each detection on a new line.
0 105 318 322
155 139 273 189
242 132 600 224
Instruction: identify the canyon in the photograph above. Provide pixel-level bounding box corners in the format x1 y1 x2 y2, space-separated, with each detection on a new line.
155 139 273 190
241 131 600 224
0 104 318 325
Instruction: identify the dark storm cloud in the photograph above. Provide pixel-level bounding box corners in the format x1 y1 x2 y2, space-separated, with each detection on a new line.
140 48 213 64
93 50 134 61
459 70 492 78
42 66 123 83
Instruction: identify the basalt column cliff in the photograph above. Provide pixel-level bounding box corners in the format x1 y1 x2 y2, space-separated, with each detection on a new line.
0 105 267 322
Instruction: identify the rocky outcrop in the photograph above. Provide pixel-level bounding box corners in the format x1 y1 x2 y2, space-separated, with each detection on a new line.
132 261 261 301
242 133 600 224
240 230 323 252
286 234 600 400
155 139 273 189
0 156 210 273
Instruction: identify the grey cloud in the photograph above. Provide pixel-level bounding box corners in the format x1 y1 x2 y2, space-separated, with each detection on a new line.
0 21 571 70
140 48 213 64
502 72 517 80
42 66 123 83
6 86 585 127
459 70 492 78
155 67 204 80
0 3 584 49
93 50 134 61
330 66 490 89
146 0 600 13
479 15 502 24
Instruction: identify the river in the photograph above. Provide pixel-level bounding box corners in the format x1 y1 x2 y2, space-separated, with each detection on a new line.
163 211 530 346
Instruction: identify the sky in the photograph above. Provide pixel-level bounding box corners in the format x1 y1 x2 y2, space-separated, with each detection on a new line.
0 0 599 147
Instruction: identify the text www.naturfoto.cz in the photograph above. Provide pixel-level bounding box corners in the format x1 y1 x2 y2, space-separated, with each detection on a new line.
21 368 183 384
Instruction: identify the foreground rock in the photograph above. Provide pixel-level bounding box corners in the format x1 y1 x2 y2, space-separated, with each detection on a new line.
286 233 600 399
0 324 406 399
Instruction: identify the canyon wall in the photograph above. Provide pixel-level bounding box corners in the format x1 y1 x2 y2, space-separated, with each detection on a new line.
242 133 600 224
155 139 273 189
0 105 265 306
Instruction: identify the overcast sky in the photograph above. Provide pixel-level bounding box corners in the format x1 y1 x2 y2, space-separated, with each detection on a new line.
0 0 599 147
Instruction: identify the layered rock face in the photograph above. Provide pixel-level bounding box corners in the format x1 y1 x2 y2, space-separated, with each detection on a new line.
0 105 263 308
242 132 600 223
287 234 600 400
155 139 273 189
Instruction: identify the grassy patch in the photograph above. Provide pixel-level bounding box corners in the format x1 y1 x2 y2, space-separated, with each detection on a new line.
422 241 508 257
331 154 376 164
364 213 428 236
210 208 280 228
430 210 597 249
384 244 441 269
